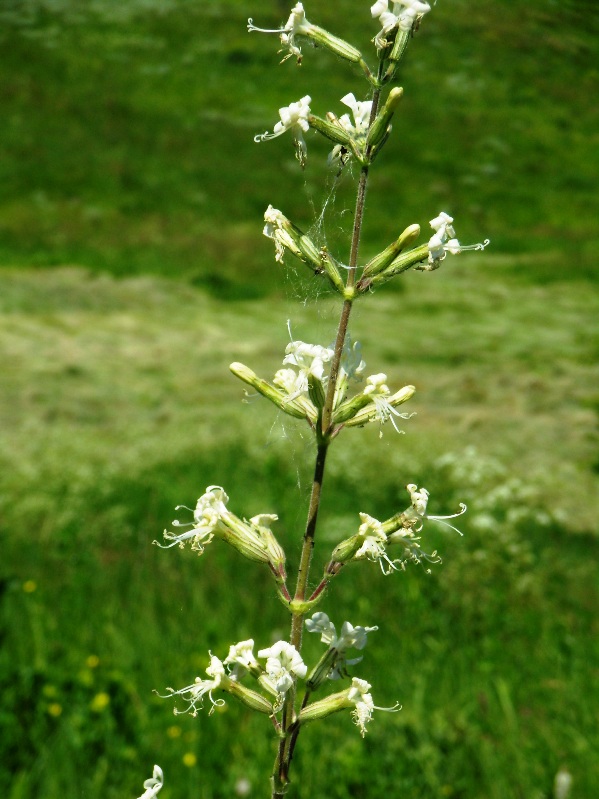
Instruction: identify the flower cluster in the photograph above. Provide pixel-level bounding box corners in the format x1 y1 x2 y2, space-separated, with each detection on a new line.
231 333 414 433
160 624 393 735
329 484 466 575
157 486 286 581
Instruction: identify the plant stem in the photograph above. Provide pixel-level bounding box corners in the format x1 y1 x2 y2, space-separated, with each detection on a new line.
270 84 383 799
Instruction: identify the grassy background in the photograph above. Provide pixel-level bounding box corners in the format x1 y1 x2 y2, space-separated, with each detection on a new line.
1 1 598 798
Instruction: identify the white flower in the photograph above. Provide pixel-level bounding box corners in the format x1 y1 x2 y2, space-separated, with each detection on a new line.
306 612 378 651
159 485 229 552
347 677 400 736
162 655 228 716
258 641 307 694
338 92 372 136
329 93 373 165
138 765 163 799
406 483 467 535
354 512 399 573
306 612 378 678
248 3 313 62
363 373 412 433
263 205 295 263
427 211 490 266
282 339 334 396
553 769 573 799
340 337 366 381
224 639 259 679
159 486 278 565
254 95 312 166
371 0 431 48
429 210 456 240
347 677 374 735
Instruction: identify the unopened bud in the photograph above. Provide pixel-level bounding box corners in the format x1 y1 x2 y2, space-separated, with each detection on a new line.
389 29 411 63
298 690 352 725
366 87 403 149
229 362 316 423
221 516 270 564
363 244 430 290
330 533 363 564
308 374 326 411
332 393 373 425
306 649 337 691
250 514 287 583
362 223 420 279
309 114 353 146
227 681 274 715
307 27 363 65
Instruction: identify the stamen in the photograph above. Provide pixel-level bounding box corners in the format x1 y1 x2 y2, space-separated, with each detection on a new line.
247 19 286 34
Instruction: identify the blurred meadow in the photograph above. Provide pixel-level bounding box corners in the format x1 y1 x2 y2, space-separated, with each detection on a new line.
1 1 598 798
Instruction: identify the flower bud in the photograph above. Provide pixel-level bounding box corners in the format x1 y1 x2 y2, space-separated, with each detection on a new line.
308 374 326 411
332 392 374 425
389 29 411 63
361 223 421 279
307 27 364 65
220 517 270 564
226 681 274 715
309 114 353 147
366 87 403 149
250 514 287 583
229 362 317 423
320 247 346 295
298 690 352 725
361 244 429 291
329 533 363 565
305 649 338 692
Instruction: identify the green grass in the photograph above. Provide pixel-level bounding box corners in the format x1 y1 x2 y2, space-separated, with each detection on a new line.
1 1 599 798
1 0 598 291
1 262 598 798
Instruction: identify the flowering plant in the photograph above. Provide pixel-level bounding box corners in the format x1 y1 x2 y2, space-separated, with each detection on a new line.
138 3 488 797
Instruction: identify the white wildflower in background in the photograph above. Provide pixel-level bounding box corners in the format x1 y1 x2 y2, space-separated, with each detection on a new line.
339 337 366 382
553 768 573 799
254 96 312 165
138 765 163 799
